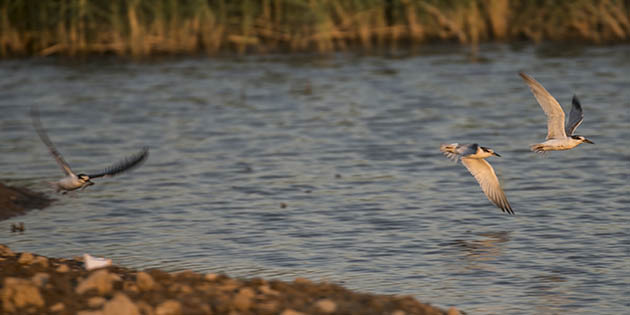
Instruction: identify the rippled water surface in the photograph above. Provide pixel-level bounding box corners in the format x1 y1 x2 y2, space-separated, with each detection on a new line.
1 44 629 314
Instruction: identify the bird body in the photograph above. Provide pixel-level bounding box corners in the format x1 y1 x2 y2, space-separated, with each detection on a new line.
530 137 586 153
55 173 93 192
440 143 514 214
519 72 593 153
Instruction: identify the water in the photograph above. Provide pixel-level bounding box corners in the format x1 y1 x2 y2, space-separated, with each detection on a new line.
1 44 628 314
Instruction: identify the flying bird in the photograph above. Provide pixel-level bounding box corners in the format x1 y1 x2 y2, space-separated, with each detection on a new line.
440 143 514 214
31 107 149 193
519 72 593 153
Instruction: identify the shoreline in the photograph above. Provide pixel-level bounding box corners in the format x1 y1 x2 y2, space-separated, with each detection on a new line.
0 184 459 314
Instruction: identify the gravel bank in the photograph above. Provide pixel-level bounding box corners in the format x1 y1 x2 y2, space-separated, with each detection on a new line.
0 244 458 315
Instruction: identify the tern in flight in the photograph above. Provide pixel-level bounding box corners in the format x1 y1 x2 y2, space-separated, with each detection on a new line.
440 143 514 214
519 72 593 153
31 107 149 193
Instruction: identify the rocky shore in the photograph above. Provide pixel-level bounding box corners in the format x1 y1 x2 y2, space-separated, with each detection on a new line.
0 184 459 314
0 244 458 315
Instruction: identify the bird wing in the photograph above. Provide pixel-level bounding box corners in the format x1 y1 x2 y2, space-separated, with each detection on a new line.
440 143 477 161
30 106 74 176
565 95 584 136
461 158 514 214
519 72 566 139
457 143 479 156
87 147 149 179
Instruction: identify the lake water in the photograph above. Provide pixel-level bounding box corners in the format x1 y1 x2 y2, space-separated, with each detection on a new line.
1 44 628 314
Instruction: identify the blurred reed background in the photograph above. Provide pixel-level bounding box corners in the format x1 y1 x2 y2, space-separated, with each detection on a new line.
1 0 629 57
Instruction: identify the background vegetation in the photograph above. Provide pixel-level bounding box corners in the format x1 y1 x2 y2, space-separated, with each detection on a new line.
1 0 629 57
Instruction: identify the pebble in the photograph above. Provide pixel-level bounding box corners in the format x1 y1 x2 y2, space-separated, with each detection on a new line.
259 284 280 296
31 272 50 287
1 277 45 312
447 307 461 315
49 302 65 312
315 299 337 313
169 283 192 294
75 270 121 295
17 252 34 264
204 273 218 281
232 287 255 311
175 270 196 279
293 277 312 285
238 287 256 298
392 311 406 315
0 244 15 256
155 300 182 315
34 256 49 267
88 296 107 308
280 309 306 315
102 293 139 315
56 264 70 273
136 271 155 291
123 281 139 293
77 311 104 315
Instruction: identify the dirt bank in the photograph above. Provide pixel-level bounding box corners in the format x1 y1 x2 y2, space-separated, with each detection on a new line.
0 183 52 221
0 244 458 315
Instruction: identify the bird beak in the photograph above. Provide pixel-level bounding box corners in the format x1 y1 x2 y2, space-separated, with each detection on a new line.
493 152 501 157
584 138 594 144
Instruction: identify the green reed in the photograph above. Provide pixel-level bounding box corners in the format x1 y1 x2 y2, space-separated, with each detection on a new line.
1 0 628 57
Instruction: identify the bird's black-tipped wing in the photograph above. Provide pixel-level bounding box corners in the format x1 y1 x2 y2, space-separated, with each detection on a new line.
519 72 567 140
30 106 74 176
566 95 584 136
87 148 149 179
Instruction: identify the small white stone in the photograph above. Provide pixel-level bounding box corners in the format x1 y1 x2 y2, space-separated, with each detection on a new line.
84 254 112 270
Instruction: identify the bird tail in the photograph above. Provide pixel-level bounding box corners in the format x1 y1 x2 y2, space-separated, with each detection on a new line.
49 181 63 193
440 143 460 161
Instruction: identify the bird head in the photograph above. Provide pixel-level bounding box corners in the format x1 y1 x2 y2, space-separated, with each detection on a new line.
77 174 94 185
481 146 501 157
571 135 594 144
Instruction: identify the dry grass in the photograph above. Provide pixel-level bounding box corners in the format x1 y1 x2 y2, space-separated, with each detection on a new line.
0 0 628 57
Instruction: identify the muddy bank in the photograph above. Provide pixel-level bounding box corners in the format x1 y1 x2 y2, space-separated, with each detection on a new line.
0 183 52 221
0 244 458 315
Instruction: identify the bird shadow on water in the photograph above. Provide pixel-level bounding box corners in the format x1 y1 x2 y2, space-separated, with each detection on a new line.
442 231 511 271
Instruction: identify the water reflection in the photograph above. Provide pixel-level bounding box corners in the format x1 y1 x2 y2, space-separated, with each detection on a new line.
528 273 572 314
450 231 510 270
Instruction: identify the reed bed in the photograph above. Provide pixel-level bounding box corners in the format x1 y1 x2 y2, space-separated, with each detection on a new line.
1 0 629 57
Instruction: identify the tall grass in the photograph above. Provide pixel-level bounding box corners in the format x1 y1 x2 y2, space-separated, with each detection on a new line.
1 0 628 57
